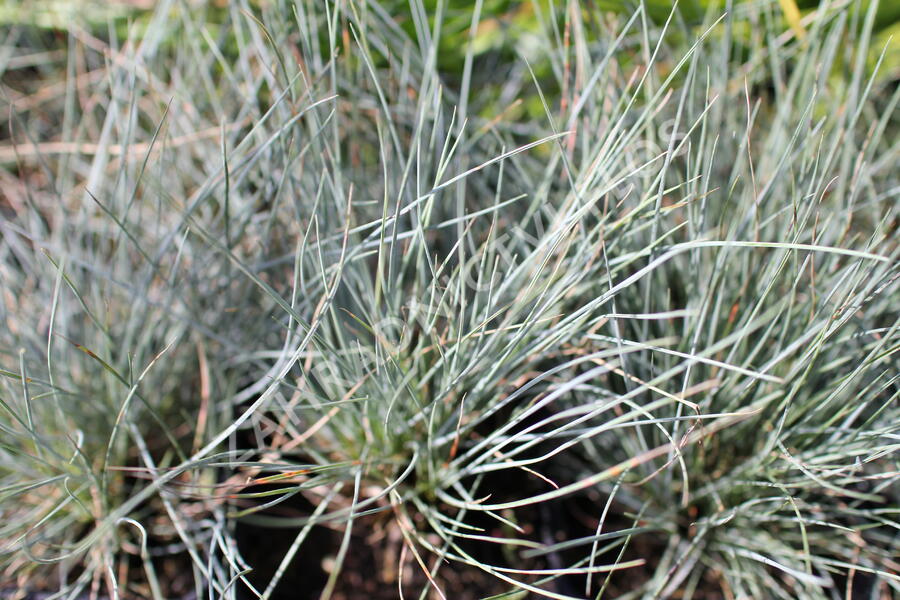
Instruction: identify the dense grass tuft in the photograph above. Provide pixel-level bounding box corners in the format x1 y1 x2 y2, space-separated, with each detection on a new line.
1 1 897 599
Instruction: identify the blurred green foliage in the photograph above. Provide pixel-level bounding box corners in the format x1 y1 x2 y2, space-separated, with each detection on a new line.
381 0 899 87
4 0 899 30
3 0 896 118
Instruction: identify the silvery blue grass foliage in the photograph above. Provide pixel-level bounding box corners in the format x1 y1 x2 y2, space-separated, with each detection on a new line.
0 0 897 599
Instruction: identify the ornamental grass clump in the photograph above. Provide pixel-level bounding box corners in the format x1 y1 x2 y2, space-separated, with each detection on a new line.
0 1 897 599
